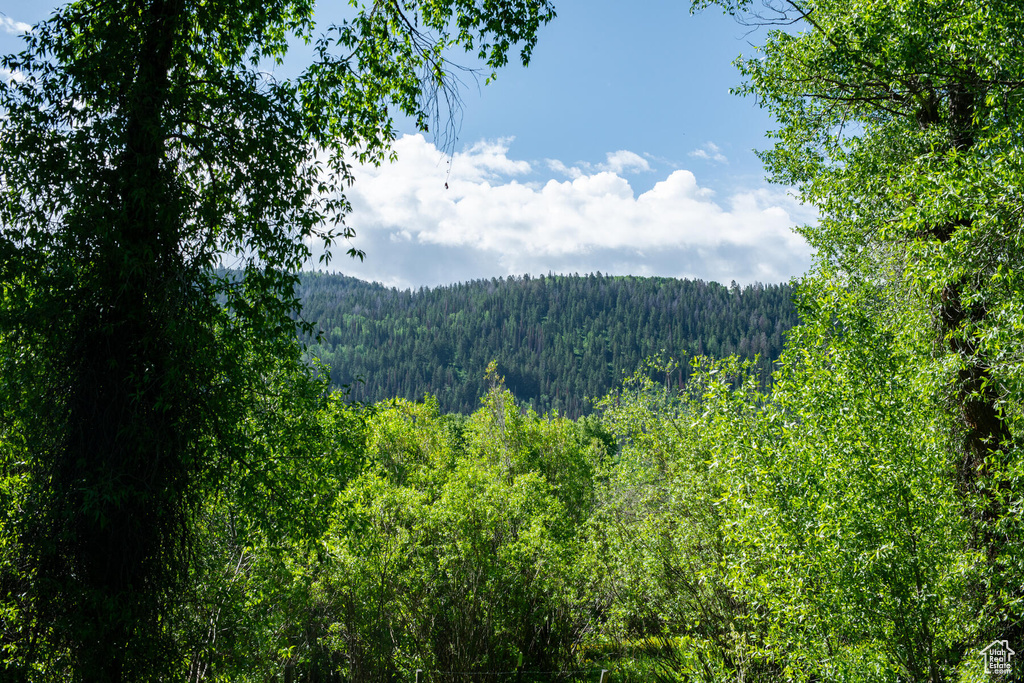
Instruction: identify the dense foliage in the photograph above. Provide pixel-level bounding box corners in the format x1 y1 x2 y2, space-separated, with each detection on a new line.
4 0 1024 680
0 0 553 680
156 372 606 682
298 272 797 416
96 347 1008 681
705 0 1024 666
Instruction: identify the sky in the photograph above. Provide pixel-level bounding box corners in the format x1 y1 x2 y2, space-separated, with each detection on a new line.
0 1 816 290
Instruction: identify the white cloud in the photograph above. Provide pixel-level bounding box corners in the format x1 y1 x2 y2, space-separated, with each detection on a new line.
545 158 582 179
1 17 32 34
601 150 651 174
451 137 532 181
545 149 651 179
327 134 813 288
689 141 729 164
0 67 26 83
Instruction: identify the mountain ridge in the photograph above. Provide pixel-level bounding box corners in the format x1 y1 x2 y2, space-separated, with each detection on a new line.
297 271 799 416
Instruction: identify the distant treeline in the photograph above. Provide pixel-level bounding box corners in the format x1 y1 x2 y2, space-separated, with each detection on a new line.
297 272 798 416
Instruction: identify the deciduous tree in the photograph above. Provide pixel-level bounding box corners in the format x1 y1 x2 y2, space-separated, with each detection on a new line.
697 0 1024 654
0 1 553 679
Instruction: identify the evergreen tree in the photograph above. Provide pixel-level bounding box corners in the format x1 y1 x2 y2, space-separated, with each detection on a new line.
297 272 799 416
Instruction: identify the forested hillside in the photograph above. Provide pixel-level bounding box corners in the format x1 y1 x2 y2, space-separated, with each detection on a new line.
297 272 797 416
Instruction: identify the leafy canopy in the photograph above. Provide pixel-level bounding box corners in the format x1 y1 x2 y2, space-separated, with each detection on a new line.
694 0 1024 667
0 0 554 680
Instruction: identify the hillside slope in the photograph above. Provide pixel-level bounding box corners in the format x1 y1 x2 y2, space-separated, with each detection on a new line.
297 272 798 416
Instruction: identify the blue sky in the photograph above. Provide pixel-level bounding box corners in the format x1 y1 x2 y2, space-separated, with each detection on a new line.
1 1 815 289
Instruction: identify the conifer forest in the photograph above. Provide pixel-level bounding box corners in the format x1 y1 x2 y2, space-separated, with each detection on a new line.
298 273 797 416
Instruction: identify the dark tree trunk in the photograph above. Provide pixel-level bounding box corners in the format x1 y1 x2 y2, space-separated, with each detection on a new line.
27 1 192 680
927 74 1021 648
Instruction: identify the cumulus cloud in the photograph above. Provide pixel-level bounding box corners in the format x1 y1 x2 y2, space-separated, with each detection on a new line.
0 67 26 83
328 134 813 289
690 141 729 164
601 150 651 174
1 17 32 34
545 149 651 179
544 158 581 179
